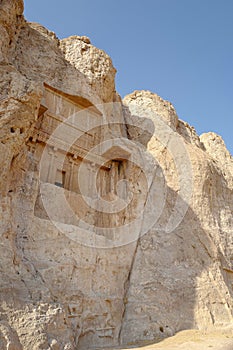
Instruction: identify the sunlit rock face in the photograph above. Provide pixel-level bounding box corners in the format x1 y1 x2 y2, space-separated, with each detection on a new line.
60 35 116 103
0 1 233 350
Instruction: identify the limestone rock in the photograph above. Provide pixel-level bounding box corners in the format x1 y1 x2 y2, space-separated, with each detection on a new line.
177 119 203 148
60 36 116 102
0 0 24 62
0 64 42 195
122 91 233 345
123 104 155 147
200 132 233 187
123 90 203 148
0 1 233 350
10 22 106 109
123 90 179 131
28 22 59 45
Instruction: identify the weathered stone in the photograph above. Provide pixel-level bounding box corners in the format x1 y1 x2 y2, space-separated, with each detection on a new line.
60 35 116 102
0 1 232 350
0 0 24 62
123 90 179 131
121 90 233 346
200 132 233 188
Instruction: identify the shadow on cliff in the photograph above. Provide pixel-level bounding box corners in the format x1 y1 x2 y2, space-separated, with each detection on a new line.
118 182 233 348
5 128 233 349
1 14 233 350
5 127 233 350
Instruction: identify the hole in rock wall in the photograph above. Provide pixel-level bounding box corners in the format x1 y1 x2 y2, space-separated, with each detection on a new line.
159 326 164 333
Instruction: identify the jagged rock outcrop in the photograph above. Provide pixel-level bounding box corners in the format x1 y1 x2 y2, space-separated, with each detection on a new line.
200 132 233 188
121 92 233 344
123 90 179 131
0 1 233 350
60 36 116 103
0 0 24 62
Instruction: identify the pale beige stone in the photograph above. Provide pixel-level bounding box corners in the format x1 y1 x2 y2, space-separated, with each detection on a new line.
121 91 233 346
60 36 116 102
101 330 233 350
0 1 232 350
200 132 233 188
123 90 179 131
0 0 24 62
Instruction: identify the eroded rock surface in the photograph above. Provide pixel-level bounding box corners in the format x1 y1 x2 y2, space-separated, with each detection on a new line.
0 1 232 350
60 36 116 103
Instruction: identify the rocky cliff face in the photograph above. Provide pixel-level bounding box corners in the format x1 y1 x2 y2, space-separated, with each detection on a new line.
0 1 232 350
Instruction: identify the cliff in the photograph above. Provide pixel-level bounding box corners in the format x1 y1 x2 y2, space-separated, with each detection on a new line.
0 1 232 349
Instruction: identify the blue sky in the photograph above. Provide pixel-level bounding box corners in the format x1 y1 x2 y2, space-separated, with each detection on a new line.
24 0 233 155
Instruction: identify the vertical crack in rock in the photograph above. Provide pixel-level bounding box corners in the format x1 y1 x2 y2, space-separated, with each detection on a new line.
118 240 140 345
118 166 159 345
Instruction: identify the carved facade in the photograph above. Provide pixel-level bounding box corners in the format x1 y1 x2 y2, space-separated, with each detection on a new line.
27 84 134 229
